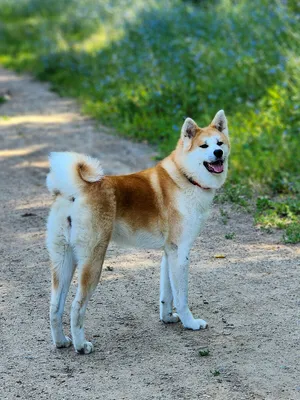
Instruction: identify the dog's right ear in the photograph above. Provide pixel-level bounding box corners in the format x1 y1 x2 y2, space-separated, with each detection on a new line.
181 118 199 150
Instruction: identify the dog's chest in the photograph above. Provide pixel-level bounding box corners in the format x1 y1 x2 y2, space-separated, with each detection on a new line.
177 188 214 243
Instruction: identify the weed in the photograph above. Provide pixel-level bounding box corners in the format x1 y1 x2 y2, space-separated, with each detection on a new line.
225 232 235 240
210 369 220 376
199 348 210 357
215 184 252 209
219 208 229 225
260 226 273 234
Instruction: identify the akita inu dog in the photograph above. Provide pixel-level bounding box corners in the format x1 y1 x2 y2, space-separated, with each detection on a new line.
46 110 230 354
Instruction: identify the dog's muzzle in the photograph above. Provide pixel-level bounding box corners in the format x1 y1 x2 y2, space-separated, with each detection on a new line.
203 159 224 174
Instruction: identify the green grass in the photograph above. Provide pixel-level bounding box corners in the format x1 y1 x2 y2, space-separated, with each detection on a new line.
255 196 300 243
215 184 252 208
199 348 210 357
225 232 235 240
219 208 229 225
0 0 299 241
283 223 300 244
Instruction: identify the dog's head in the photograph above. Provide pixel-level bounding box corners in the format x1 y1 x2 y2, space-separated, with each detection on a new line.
175 110 230 189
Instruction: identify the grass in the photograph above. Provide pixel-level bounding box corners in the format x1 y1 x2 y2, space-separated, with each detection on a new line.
0 0 299 242
215 184 252 209
210 369 221 377
199 348 210 357
283 223 300 244
225 232 235 240
255 196 300 243
219 208 229 225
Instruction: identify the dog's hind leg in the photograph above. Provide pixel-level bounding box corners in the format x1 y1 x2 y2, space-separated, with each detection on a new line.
49 246 76 348
47 200 76 348
71 237 110 354
160 253 179 323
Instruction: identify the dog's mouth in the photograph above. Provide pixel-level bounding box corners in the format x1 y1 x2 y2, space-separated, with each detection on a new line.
203 160 224 174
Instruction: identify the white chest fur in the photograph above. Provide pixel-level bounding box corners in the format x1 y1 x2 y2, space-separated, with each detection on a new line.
112 221 165 249
176 186 215 247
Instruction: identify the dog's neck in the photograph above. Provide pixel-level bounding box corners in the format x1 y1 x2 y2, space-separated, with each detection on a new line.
160 153 214 192
183 174 211 191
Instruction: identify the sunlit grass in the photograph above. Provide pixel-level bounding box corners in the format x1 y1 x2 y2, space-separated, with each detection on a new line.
75 27 124 53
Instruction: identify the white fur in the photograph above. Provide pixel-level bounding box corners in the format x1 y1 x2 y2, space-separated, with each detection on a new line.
47 196 103 354
47 152 103 198
160 254 179 323
112 221 165 249
46 110 230 353
159 111 230 329
47 197 76 348
184 138 229 190
180 113 230 190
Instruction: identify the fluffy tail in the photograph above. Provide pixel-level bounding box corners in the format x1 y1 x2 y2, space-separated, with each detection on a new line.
46 152 104 198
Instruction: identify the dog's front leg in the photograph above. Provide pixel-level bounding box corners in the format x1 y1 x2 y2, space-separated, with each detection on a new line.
160 253 180 323
166 244 207 330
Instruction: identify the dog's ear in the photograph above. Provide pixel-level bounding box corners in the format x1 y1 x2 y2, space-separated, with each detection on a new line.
210 110 228 136
181 118 199 150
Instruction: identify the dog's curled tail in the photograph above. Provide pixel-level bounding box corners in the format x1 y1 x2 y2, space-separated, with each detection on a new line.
46 152 104 198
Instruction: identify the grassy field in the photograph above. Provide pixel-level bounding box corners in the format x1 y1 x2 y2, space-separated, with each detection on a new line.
0 0 299 241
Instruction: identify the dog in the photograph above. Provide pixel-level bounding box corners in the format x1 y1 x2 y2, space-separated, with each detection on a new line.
46 110 230 354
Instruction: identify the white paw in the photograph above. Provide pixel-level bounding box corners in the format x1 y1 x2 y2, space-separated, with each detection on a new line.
184 318 208 330
75 341 94 355
162 313 180 324
55 336 72 348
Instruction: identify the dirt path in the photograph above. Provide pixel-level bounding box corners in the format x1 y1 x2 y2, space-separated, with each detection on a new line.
0 67 299 400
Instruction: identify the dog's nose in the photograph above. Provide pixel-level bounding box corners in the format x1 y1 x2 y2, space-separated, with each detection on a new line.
214 149 223 158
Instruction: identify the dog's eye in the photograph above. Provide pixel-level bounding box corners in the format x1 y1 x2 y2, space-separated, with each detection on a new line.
217 141 223 146
199 144 208 148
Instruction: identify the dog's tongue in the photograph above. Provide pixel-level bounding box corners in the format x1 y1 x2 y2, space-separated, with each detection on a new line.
210 162 224 173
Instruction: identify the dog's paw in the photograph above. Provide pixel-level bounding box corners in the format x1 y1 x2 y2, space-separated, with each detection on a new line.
55 336 72 348
184 318 208 330
75 341 94 355
162 313 180 324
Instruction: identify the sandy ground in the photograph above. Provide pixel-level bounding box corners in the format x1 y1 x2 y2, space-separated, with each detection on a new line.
0 66 299 400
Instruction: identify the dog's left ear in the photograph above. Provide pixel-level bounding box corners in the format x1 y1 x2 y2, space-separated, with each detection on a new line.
210 110 228 136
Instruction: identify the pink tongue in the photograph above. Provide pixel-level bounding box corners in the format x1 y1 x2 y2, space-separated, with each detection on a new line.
211 163 224 173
